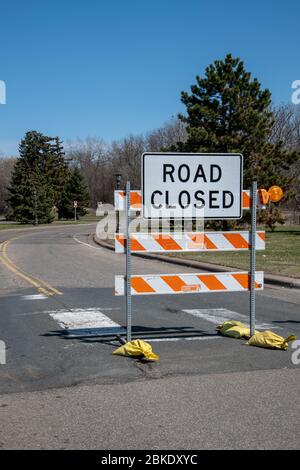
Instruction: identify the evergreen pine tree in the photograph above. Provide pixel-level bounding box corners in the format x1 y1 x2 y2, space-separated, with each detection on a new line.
8 131 54 223
176 54 299 227
49 137 68 204
57 168 90 220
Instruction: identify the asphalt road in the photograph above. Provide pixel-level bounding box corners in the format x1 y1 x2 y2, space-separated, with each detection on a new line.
0 224 299 449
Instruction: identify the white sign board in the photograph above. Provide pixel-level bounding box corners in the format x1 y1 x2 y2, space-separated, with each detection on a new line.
142 153 243 219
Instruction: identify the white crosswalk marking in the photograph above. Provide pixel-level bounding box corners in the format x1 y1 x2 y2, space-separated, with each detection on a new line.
39 306 279 342
47 308 125 336
147 336 221 343
182 308 281 330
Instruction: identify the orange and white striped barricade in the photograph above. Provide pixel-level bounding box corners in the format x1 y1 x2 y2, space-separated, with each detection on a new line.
114 189 266 212
115 231 265 253
114 171 268 340
115 271 264 296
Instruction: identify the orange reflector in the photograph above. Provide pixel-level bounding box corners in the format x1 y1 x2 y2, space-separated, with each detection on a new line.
258 189 270 205
268 186 284 202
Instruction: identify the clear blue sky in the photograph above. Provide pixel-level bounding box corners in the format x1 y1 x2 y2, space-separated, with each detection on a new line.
0 0 299 156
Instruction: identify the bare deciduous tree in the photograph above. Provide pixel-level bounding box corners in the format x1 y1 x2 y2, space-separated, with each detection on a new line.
66 138 112 206
269 104 300 211
110 134 145 189
64 119 187 204
270 104 300 150
145 118 187 152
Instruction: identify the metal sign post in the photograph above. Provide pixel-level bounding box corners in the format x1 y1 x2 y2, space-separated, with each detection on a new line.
113 156 270 344
125 181 132 342
250 181 257 336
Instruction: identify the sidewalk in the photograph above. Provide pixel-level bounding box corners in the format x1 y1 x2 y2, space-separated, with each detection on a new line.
94 235 300 290
0 368 299 449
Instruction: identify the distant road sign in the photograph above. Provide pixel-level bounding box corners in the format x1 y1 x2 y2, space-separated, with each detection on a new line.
73 201 78 208
142 153 243 219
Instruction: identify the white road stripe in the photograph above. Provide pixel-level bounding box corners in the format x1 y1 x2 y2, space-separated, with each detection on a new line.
22 294 48 300
73 234 102 250
182 308 280 330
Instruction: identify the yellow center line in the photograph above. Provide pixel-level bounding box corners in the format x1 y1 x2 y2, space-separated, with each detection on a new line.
0 238 63 297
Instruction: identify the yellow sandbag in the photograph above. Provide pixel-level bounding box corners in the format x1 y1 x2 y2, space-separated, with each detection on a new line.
216 320 245 333
223 325 252 339
247 331 296 350
112 339 160 361
216 320 254 339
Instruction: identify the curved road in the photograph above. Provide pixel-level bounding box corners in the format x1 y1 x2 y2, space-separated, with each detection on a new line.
0 224 299 449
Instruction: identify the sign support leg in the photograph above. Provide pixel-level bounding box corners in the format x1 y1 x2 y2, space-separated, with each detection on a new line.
250 181 257 337
125 181 132 342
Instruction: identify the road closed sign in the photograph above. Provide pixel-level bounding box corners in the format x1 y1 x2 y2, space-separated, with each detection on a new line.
142 153 243 219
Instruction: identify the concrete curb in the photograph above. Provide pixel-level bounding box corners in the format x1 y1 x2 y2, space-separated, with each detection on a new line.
94 234 300 290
